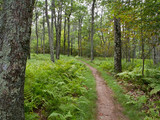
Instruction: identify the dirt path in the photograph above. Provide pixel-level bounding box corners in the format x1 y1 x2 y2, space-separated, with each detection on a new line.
83 61 128 120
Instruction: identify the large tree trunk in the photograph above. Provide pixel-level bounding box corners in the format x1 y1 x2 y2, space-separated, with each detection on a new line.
91 0 96 61
45 0 54 62
114 17 122 73
0 0 35 119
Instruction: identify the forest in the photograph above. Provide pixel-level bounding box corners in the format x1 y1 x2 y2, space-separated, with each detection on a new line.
0 0 160 120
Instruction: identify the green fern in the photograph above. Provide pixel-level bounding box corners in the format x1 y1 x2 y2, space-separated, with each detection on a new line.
150 85 160 95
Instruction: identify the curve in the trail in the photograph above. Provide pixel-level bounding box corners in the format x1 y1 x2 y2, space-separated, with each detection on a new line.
83 61 128 120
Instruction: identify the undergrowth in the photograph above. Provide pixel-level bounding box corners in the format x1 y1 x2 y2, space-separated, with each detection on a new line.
80 57 160 120
25 54 96 120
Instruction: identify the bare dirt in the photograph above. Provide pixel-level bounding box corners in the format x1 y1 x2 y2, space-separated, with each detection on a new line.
83 62 129 120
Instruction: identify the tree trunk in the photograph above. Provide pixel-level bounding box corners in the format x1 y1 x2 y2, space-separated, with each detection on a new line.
0 0 35 119
71 38 73 55
53 0 62 59
45 0 54 62
78 18 83 56
78 19 80 56
91 0 96 61
40 26 43 54
141 3 145 76
35 6 39 54
153 46 158 65
132 31 136 62
58 4 62 59
63 12 67 55
127 38 131 62
80 19 82 56
114 17 122 73
107 41 111 57
67 17 71 56
51 0 55 61
142 36 145 76
43 9 45 54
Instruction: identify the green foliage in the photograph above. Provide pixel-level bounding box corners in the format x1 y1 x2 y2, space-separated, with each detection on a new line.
25 113 40 120
81 58 145 120
25 54 96 120
150 85 160 95
83 57 160 119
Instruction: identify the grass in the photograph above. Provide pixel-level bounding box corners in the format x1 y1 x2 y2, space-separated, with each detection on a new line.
79 57 146 120
24 54 97 120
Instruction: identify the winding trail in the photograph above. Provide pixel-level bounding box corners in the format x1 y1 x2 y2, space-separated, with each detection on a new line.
82 61 128 120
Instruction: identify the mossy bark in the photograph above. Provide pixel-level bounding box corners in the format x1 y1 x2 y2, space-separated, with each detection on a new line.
0 0 35 119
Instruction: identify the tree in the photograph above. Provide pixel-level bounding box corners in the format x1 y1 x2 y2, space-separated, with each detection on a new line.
0 0 35 119
42 9 46 54
45 0 55 62
63 11 67 54
114 17 122 73
91 0 96 61
67 0 73 56
35 2 39 54
75 4 87 57
52 0 62 59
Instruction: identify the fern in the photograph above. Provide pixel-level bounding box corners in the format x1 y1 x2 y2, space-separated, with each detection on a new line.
150 85 160 95
25 54 96 119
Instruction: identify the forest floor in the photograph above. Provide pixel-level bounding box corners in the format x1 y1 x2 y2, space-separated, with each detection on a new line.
82 61 129 120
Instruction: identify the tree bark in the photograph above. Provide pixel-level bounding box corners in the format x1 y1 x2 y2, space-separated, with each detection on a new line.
153 46 158 65
67 0 73 57
51 0 55 61
141 2 145 76
114 17 122 73
71 38 73 55
58 4 62 59
63 12 67 55
43 9 45 54
78 19 80 56
53 0 62 59
91 0 96 61
67 17 71 56
35 5 39 54
45 0 54 62
0 0 35 119
78 18 83 56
